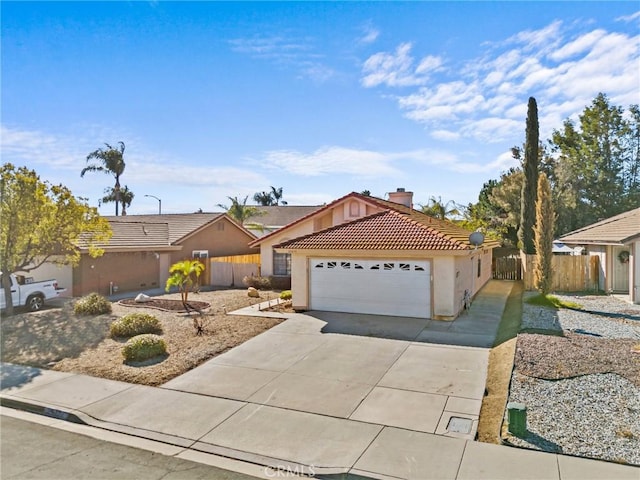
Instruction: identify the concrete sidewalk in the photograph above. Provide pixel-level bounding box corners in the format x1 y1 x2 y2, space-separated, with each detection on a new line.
1 281 638 479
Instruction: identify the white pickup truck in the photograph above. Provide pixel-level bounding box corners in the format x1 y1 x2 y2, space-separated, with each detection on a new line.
0 273 66 311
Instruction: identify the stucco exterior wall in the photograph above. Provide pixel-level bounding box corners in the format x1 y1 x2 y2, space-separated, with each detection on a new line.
260 199 386 277
74 251 161 297
174 217 256 264
21 260 74 297
259 223 315 277
433 256 455 319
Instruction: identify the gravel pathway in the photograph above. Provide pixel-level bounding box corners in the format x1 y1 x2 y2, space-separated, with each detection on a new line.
507 293 640 466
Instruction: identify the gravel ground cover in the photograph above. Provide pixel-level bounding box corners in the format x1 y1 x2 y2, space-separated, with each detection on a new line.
507 293 640 466
1 289 284 386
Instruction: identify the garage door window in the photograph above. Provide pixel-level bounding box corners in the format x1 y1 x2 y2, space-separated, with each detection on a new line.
273 252 291 276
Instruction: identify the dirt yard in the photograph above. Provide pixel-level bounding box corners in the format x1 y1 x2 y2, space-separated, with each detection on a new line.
1 289 284 386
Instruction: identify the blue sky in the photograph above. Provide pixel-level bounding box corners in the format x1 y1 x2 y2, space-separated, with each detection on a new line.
2 1 639 215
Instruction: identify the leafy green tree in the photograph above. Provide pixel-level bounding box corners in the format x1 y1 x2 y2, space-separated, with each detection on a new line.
218 196 264 224
419 196 460 220
489 168 523 247
518 97 539 254
533 173 554 295
101 185 134 215
81 142 128 216
551 93 635 233
165 259 205 304
1 164 112 315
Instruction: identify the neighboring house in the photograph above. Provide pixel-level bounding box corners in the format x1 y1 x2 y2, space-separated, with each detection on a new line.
560 207 640 304
244 205 324 237
32 214 257 297
250 189 499 320
552 241 583 255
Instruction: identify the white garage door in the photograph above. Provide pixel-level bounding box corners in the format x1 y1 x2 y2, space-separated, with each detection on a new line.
310 259 431 318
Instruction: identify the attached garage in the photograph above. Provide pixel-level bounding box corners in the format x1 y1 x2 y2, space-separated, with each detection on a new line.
310 258 431 318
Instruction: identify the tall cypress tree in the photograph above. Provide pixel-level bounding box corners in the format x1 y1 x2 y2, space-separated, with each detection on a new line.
533 174 554 295
518 97 539 254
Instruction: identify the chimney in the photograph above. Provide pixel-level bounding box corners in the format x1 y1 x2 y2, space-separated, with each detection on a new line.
388 188 413 208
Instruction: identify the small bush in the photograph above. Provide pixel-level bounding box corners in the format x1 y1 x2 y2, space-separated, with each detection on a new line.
74 293 112 316
243 275 271 290
122 334 167 362
280 290 292 300
110 313 162 338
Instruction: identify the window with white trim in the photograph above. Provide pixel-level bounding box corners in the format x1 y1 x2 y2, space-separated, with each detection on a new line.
192 250 209 259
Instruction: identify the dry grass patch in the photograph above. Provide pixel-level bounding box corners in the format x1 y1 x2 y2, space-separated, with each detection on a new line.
1 289 284 386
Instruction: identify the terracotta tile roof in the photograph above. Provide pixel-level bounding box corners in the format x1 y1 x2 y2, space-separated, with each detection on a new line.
560 207 640 245
107 213 225 244
275 209 491 251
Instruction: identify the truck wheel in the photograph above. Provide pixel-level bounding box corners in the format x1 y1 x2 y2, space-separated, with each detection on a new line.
27 295 44 311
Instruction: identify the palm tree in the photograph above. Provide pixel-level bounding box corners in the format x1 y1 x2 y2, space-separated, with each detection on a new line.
420 196 461 220
270 186 287 205
165 259 205 304
217 196 264 224
253 191 275 206
100 185 134 215
81 142 126 216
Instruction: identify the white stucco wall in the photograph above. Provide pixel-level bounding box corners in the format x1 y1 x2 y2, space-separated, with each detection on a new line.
433 256 456 319
20 261 73 297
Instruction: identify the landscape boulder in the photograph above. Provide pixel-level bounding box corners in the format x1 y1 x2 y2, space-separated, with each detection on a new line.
247 287 260 298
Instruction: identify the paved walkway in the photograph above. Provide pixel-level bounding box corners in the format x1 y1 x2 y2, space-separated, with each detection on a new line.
1 281 638 479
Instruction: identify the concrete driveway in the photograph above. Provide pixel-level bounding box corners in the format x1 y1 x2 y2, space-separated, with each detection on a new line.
157 282 510 470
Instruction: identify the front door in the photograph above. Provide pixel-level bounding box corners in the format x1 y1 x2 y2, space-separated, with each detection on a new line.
612 246 630 293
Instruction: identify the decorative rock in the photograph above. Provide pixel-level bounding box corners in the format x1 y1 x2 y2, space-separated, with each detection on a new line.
247 287 260 298
135 293 151 303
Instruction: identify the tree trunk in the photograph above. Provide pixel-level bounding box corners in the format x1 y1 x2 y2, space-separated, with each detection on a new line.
2 273 15 316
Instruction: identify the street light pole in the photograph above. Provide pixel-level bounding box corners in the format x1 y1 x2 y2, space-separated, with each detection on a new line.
144 195 161 214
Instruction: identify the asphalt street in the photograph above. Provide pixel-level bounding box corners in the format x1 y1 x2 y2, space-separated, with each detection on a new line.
0 413 262 480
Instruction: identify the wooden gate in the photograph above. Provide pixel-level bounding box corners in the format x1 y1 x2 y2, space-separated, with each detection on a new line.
492 248 522 280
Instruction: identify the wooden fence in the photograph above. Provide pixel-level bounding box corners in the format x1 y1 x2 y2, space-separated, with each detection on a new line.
493 256 522 280
209 254 261 287
522 254 600 292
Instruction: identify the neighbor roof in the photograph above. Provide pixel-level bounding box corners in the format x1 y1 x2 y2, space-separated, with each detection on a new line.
245 205 324 228
560 207 640 245
274 194 499 251
107 213 226 244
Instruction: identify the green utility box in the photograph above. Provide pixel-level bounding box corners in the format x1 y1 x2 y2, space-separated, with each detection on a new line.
507 402 527 437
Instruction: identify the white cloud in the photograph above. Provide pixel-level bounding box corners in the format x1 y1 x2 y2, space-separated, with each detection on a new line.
431 129 460 141
616 11 640 23
229 35 335 83
260 146 402 177
359 24 380 44
361 43 443 87
364 19 639 145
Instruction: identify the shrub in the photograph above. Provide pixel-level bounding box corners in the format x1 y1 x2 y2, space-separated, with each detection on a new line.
122 334 167 362
110 313 162 338
243 275 271 290
280 290 292 300
74 292 112 316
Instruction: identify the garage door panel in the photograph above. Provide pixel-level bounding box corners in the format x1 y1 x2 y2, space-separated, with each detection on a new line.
310 258 431 319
